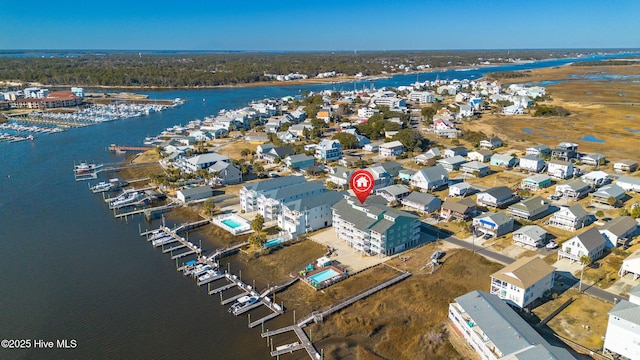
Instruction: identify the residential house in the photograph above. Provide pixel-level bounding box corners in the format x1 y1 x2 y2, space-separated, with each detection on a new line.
316 108 333 123
519 155 546 173
277 191 344 237
179 152 230 173
256 143 276 159
443 146 468 158
437 155 467 172
490 153 517 168
410 165 449 191
591 184 626 207
599 216 637 248
208 162 242 185
460 161 490 177
257 181 327 221
507 196 550 220
619 252 640 280
551 142 579 161
398 169 416 184
332 195 420 256
379 140 404 158
603 284 640 360
239 176 306 213
276 130 298 143
617 176 640 193
549 204 592 230
458 104 473 118
513 225 548 248
449 182 473 197
375 184 410 204
582 153 606 167
472 212 514 238
614 159 638 172
479 137 503 150
414 151 439 166
338 155 360 168
262 146 294 164
490 256 555 308
449 291 576 360
363 142 383 153
582 170 610 188
521 174 552 191
289 123 313 138
176 186 213 203
467 149 493 163
555 179 591 199
525 145 551 157
366 166 395 191
285 154 315 170
315 139 343 162
547 160 574 180
327 167 353 188
441 198 477 221
558 227 607 263
407 91 435 103
401 192 442 214
476 186 519 209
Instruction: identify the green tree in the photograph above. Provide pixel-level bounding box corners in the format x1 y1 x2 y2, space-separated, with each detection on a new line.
631 206 640 218
607 196 619 208
240 148 251 157
392 129 423 151
421 106 437 123
579 255 592 292
248 233 267 248
595 210 605 218
251 214 264 233
202 201 216 216
326 181 338 190
332 132 359 149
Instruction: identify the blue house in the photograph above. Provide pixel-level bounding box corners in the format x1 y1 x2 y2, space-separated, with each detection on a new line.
315 139 343 162
490 154 517 168
285 154 315 169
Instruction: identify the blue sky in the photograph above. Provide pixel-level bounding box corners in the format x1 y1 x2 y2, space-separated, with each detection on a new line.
2 0 639 51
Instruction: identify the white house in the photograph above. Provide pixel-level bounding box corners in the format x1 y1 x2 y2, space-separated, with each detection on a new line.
479 137 503 150
467 149 493 163
401 192 442 214
327 167 353 188
513 225 548 248
208 162 242 185
555 179 591 199
490 256 555 309
472 212 514 238
526 145 551 157
476 186 518 209
614 159 638 172
179 152 230 173
548 205 592 230
603 284 640 359
375 184 410 203
617 176 640 193
176 186 213 203
449 182 473 197
599 216 637 248
582 170 610 188
558 227 607 263
460 161 490 177
619 251 640 281
379 140 404 158
410 165 449 192
277 191 343 237
240 176 306 213
547 160 574 180
519 155 545 173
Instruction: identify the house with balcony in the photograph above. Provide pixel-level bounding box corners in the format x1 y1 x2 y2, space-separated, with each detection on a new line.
441 198 477 221
467 149 493 163
315 139 343 162
614 159 638 173
277 191 344 237
591 184 626 207
582 153 606 167
479 137 503 150
603 284 640 360
208 161 242 185
285 154 315 170
476 186 519 209
582 170 610 188
460 161 490 177
520 174 552 191
375 184 410 204
332 195 420 256
552 142 579 161
449 182 473 197
443 146 469 158
599 216 637 248
507 196 550 220
327 167 353 188
558 227 606 263
379 141 404 158
472 212 514 238
490 256 555 309
259 145 294 164
548 205 592 230
513 225 548 248
410 165 449 191
401 192 442 214
555 179 591 199
490 154 517 168
398 169 416 184
178 152 230 173
547 160 574 180
519 155 546 173
616 176 640 193
449 291 576 360
619 252 640 281
366 166 394 191
525 145 551 157
239 176 307 213
437 155 467 172
257 181 327 221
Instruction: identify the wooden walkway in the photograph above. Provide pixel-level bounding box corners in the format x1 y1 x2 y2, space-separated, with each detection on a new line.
109 144 153 152
207 242 248 260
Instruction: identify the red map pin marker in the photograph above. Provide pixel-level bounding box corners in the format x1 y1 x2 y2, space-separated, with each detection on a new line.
350 169 374 204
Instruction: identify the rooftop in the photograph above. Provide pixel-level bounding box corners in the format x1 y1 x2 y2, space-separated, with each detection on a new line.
491 256 555 289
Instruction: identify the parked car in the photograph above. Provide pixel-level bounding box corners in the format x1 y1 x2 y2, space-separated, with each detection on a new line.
546 241 558 249
547 195 560 200
431 250 444 260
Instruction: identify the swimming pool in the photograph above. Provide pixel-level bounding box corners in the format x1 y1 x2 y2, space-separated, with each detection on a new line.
264 238 283 248
222 218 242 229
309 268 340 283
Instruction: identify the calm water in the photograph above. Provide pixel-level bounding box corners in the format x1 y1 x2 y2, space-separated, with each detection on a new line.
0 52 636 360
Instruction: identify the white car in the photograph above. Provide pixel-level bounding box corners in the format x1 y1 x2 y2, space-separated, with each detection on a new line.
546 241 558 249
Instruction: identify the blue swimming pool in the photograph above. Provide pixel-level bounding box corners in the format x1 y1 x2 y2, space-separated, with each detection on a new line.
309 269 340 283
264 238 283 248
222 219 242 229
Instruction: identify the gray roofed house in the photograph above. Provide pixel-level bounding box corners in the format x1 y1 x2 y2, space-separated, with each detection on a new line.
620 252 640 281
443 146 469 158
449 181 474 197
372 161 403 177
558 227 607 262
375 184 410 203
332 195 420 256
525 144 551 156
441 197 477 220
258 181 328 221
467 149 493 163
581 153 606 166
555 179 591 199
479 137 503 150
263 145 294 163
410 165 449 191
436 155 467 171
549 204 592 230
449 291 576 360
513 225 548 248
507 196 550 220
521 173 552 191
278 190 344 236
460 161 490 177
472 211 514 237
599 216 637 248
616 176 640 193
328 166 354 187
490 153 517 168
591 184 626 206
604 290 640 359
240 176 307 212
614 159 638 172
519 154 546 173
208 161 242 185
181 152 231 172
176 186 213 203
477 186 519 208
401 192 442 214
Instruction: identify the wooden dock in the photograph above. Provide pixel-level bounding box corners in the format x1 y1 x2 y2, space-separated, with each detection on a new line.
209 282 237 295
221 291 251 305
207 241 248 260
262 325 320 359
109 144 153 152
260 277 300 298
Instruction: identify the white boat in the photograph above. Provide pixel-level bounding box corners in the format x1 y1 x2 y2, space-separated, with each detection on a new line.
228 296 259 314
151 236 174 247
74 162 103 174
191 264 213 278
90 181 113 193
197 269 220 283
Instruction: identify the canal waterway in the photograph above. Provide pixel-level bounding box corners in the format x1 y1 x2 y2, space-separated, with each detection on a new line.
0 52 635 360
